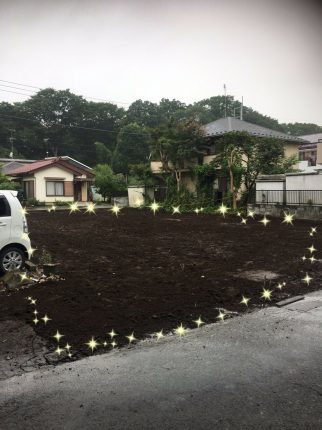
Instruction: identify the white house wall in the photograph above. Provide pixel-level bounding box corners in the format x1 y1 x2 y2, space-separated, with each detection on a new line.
34 166 74 203
255 181 284 204
256 181 284 191
286 174 322 190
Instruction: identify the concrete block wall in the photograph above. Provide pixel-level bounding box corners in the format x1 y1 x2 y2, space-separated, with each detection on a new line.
249 204 322 221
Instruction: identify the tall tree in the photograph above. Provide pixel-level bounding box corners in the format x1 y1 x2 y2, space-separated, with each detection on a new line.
151 119 204 191
22 88 87 156
212 131 298 206
124 100 159 127
113 123 151 178
94 164 126 202
94 141 112 164
281 122 322 136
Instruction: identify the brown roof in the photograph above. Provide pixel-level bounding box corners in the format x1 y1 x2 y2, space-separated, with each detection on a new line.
9 157 94 178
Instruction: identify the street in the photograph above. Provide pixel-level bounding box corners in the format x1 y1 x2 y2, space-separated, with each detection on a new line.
1 291 322 429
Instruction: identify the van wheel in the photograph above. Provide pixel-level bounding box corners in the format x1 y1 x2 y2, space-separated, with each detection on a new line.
0 247 26 275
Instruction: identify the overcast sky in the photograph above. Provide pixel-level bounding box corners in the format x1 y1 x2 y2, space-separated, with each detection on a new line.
0 0 321 125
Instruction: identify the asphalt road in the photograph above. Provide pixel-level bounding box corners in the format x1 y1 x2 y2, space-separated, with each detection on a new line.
1 291 322 430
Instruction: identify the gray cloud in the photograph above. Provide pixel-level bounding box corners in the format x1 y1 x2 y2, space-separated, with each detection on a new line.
0 0 321 124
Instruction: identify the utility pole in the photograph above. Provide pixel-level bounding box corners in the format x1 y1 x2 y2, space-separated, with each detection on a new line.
224 84 227 117
8 128 16 158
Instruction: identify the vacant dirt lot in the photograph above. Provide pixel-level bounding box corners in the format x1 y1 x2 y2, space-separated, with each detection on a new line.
1 208 321 376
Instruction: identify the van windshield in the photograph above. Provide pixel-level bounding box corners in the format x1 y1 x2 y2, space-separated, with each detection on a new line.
0 196 11 217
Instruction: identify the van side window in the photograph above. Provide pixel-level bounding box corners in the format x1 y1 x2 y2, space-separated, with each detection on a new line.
0 196 11 217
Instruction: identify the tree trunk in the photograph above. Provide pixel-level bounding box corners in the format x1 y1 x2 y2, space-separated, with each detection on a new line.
228 150 237 210
175 170 181 192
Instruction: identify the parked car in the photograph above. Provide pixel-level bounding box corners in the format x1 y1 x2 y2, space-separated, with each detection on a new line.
0 190 31 275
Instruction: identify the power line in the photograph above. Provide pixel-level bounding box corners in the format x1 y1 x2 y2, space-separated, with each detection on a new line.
0 79 41 90
0 112 153 136
0 78 132 106
0 88 36 97
0 84 36 94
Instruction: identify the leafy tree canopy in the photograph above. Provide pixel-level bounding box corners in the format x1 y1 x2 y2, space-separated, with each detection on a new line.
0 88 320 167
113 123 151 176
212 131 298 206
93 164 126 201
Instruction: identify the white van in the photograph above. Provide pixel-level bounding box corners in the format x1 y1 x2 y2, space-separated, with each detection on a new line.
0 190 31 274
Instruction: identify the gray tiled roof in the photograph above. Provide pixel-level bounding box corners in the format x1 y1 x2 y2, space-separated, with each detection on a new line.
203 117 308 143
298 133 322 143
0 161 30 175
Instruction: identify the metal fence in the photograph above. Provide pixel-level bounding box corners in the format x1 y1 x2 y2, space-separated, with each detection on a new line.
256 190 322 206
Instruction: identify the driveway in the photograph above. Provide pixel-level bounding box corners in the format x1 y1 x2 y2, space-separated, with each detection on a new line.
1 291 322 429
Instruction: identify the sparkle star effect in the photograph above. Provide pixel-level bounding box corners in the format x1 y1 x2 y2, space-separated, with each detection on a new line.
193 317 205 327
111 204 121 216
108 329 117 339
261 288 272 300
241 218 247 225
69 202 80 213
247 210 255 218
53 330 64 342
126 332 136 343
155 330 164 340
217 311 226 321
21 207 28 216
175 324 187 336
172 206 180 214
194 208 200 214
111 341 117 348
20 272 28 281
30 299 37 305
33 310 38 315
302 256 307 261
282 212 294 225
28 247 36 257
259 216 270 227
65 343 71 351
310 227 317 236
218 204 228 217
308 245 316 254
302 273 313 285
55 346 64 355
86 337 100 352
33 317 39 324
149 201 160 215
85 202 96 214
240 296 250 306
276 282 284 290
42 314 51 324
310 256 316 263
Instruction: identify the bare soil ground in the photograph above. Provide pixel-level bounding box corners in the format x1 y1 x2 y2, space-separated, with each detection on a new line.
1 208 321 378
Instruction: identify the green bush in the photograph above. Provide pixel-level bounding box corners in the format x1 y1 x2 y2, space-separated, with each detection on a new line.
26 198 41 207
53 200 70 206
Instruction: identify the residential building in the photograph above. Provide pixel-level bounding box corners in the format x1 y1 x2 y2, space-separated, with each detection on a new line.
8 156 94 204
255 170 322 206
151 117 307 200
0 158 35 175
298 133 322 166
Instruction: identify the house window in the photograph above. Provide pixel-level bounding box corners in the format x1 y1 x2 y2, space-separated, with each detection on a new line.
46 181 64 196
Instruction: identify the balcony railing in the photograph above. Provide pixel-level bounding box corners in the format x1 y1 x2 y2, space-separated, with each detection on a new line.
256 190 322 206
